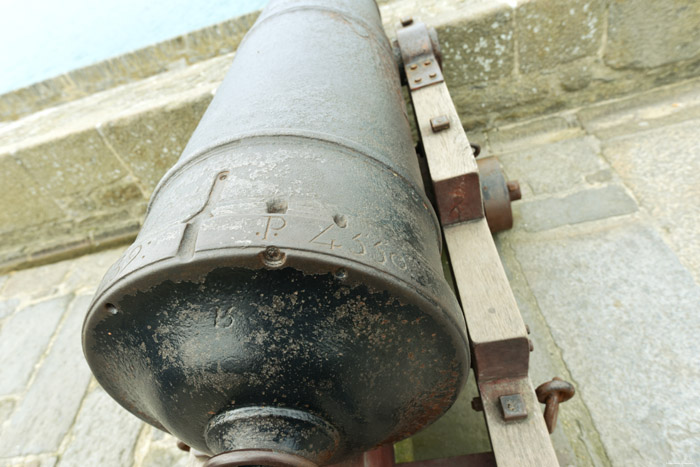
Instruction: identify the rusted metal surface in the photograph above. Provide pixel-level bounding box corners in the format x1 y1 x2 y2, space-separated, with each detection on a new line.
83 0 469 464
535 377 576 433
470 143 481 158
205 449 319 467
429 115 450 133
499 394 528 422
331 445 395 467
396 21 444 90
476 156 520 233
401 452 497 467
331 445 496 467
506 180 521 201
433 173 484 226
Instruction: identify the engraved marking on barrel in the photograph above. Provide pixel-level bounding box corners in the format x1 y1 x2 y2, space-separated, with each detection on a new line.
390 252 408 270
178 170 229 258
258 216 287 240
373 241 387 264
351 233 366 255
310 224 342 249
215 306 235 329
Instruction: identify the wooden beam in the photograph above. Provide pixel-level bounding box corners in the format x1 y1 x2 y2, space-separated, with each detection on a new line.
409 63 559 466
410 82 483 225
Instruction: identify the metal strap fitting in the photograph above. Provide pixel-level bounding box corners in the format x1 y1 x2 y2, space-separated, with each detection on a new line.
396 21 444 91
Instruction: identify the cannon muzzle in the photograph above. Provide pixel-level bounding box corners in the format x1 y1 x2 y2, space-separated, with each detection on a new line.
83 0 470 464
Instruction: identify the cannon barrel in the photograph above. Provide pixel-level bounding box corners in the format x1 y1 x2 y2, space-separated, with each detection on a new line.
83 0 470 464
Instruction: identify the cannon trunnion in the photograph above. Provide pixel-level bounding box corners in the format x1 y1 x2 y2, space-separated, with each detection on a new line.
83 0 470 464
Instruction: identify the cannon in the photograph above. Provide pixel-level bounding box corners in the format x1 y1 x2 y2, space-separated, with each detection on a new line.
83 0 471 464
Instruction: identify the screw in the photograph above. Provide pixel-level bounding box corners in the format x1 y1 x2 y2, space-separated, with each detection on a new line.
535 377 575 433
264 246 283 262
507 180 522 201
261 246 286 267
400 16 414 27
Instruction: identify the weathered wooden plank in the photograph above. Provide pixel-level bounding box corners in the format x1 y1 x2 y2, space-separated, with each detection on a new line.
443 220 529 381
410 83 478 182
410 82 483 225
479 379 559 467
410 76 559 466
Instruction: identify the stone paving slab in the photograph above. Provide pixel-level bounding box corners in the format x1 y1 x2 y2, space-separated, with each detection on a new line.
58 386 143 467
0 295 93 456
602 118 700 284
497 136 605 197
514 184 638 232
0 295 71 395
509 220 700 465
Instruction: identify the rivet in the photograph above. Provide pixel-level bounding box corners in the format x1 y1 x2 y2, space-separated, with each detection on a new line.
429 72 437 78
400 16 414 27
410 64 418 70
424 60 432 66
414 77 422 83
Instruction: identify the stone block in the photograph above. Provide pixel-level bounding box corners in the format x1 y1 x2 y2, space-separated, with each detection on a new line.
0 298 19 320
515 184 638 231
512 221 700 465
0 397 16 422
89 177 145 209
141 432 189 467
13 129 127 200
0 155 63 233
2 258 72 300
153 36 189 71
602 118 700 282
0 296 93 456
487 114 584 154
606 0 700 69
451 73 554 129
497 136 606 196
577 78 700 139
218 12 260 54
59 387 143 467
100 97 211 193
516 0 604 73
436 2 515 85
0 295 70 395
63 246 125 294
1 456 57 467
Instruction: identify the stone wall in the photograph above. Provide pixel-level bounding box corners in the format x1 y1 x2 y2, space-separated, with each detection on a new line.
1 0 699 272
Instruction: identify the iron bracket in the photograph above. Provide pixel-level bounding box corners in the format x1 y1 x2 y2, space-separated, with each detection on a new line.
396 21 444 91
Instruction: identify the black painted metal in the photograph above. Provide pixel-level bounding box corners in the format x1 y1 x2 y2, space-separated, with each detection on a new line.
83 0 470 464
